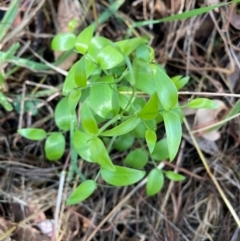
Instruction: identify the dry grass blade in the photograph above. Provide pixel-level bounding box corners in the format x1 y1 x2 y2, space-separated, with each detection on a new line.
184 117 240 228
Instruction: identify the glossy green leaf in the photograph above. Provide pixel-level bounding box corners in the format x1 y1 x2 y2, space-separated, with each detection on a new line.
75 25 94 54
132 60 155 94
150 138 169 161
124 148 148 169
165 171 185 181
45 132 65 161
101 116 140 137
55 97 76 131
146 168 164 196
89 75 119 118
68 89 81 114
172 76 189 90
138 92 159 120
73 130 93 162
101 165 145 186
66 180 96 205
62 61 78 96
97 45 124 70
75 56 87 87
88 36 112 60
154 66 178 111
135 44 154 62
171 106 184 123
114 133 135 151
188 98 219 109
51 32 76 51
145 129 157 153
80 102 98 135
163 110 182 161
115 38 147 55
85 56 98 77
18 128 46 141
90 137 115 171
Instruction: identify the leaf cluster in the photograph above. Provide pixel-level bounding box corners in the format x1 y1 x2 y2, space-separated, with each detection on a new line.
18 25 218 204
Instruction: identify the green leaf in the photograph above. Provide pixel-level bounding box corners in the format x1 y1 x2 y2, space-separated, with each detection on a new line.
138 92 159 120
101 116 140 136
97 45 124 70
55 97 76 131
66 180 96 205
51 32 76 51
45 132 65 161
80 102 99 135
115 38 147 55
165 171 185 181
0 0 19 42
146 168 164 196
62 61 78 96
88 36 112 60
90 137 115 171
172 76 189 90
68 89 81 114
2 42 20 61
0 92 13 111
135 44 154 62
163 110 182 161
129 60 155 94
188 98 219 109
74 56 87 87
68 19 78 32
145 129 157 153
75 25 94 54
154 66 178 111
101 165 145 186
89 75 119 118
114 133 135 151
18 128 46 141
73 130 93 162
150 138 169 161
124 148 148 169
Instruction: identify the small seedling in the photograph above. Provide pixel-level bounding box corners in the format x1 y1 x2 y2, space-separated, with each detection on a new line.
18 24 218 204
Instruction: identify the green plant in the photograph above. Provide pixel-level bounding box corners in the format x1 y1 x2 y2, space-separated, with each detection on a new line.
18 24 218 204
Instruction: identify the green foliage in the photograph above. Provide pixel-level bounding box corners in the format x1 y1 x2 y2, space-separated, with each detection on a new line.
45 132 65 161
124 148 148 169
146 169 164 196
165 171 185 181
51 32 76 51
101 165 145 186
18 128 46 141
18 18 221 203
188 98 219 109
66 180 97 205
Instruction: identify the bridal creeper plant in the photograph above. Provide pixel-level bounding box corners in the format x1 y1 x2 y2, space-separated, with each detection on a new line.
18 25 218 204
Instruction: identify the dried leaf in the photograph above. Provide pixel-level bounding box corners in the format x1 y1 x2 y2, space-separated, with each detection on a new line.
229 5 240 30
193 99 228 141
226 52 240 91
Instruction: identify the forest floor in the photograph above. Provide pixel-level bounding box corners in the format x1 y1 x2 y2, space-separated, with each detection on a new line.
0 0 240 241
